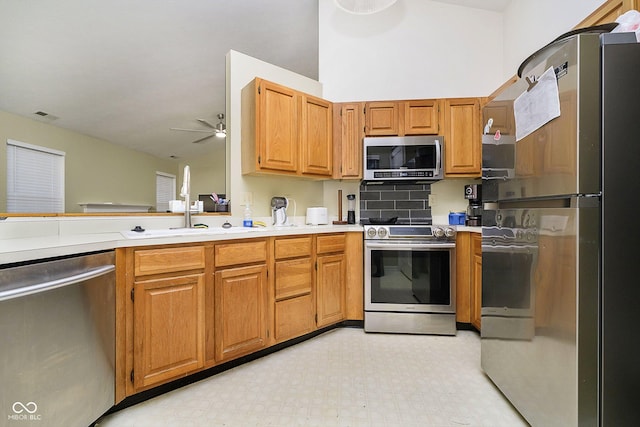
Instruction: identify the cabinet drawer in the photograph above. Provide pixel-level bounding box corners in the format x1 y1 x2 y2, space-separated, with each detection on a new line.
214 240 267 268
134 246 205 276
316 234 345 254
275 236 312 259
275 258 313 300
275 294 314 342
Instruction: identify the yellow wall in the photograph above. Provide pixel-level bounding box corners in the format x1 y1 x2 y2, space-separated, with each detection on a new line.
0 110 179 213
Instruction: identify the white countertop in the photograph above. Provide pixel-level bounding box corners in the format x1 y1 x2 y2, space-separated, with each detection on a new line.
0 215 363 264
1 215 483 265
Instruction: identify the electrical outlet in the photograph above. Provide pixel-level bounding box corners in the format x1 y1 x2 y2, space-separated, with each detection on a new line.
428 194 437 207
243 192 253 206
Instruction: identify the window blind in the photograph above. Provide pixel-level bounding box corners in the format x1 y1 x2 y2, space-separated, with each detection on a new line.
156 172 176 212
6 139 65 213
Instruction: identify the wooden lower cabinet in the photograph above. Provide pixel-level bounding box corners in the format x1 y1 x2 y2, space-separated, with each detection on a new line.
455 232 472 324
316 253 346 327
275 294 315 342
456 231 482 331
344 232 364 321
273 238 314 343
120 233 360 399
214 264 268 362
470 233 482 331
133 273 205 390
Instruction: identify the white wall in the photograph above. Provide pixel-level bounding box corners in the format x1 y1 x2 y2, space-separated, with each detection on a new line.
320 0 609 100
226 50 327 219
502 0 607 78
319 0 505 101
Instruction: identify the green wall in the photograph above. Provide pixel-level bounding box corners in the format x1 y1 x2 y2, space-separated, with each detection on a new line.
1 110 179 213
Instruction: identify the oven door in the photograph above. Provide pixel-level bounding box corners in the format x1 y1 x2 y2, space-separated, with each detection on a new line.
364 241 455 313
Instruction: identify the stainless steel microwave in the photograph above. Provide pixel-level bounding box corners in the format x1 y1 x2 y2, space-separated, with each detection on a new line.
363 136 443 181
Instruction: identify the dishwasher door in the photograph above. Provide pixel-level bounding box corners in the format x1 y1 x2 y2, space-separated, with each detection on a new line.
0 251 115 427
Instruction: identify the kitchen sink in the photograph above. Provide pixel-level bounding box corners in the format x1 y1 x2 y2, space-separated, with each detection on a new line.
120 226 259 239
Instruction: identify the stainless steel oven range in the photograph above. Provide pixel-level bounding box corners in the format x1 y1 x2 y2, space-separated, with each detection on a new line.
364 225 456 335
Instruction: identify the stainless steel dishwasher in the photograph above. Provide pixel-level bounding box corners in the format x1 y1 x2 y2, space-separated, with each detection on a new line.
1 251 115 427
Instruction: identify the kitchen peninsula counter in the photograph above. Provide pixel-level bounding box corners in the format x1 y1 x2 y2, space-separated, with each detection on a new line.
1 216 363 264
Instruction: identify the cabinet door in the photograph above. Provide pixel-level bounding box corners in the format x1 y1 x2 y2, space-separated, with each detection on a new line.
316 253 346 327
344 232 364 321
455 232 472 324
334 102 364 179
257 79 298 173
300 95 333 176
134 273 204 389
404 99 439 135
365 101 399 136
214 264 267 362
443 98 481 177
470 234 482 331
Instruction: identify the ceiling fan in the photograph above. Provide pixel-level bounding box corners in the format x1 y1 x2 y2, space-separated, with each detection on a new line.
170 113 226 143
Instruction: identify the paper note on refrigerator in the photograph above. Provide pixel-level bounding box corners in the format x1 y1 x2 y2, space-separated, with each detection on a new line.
513 66 561 141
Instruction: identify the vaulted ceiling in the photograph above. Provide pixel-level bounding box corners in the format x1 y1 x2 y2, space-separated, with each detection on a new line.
0 0 510 160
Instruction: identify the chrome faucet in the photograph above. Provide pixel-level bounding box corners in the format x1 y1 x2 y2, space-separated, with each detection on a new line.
180 165 192 228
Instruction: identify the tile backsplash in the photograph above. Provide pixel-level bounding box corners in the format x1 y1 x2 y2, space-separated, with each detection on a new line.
359 182 431 223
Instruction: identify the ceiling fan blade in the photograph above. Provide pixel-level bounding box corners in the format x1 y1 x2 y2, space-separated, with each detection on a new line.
170 127 214 133
196 118 216 128
192 134 215 144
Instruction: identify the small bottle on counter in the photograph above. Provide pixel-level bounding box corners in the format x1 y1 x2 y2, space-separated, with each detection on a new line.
243 204 253 227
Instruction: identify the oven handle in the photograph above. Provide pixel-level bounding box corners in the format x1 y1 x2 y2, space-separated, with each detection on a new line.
365 242 455 250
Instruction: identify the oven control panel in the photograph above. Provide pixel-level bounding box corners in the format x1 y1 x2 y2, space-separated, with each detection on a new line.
364 225 456 241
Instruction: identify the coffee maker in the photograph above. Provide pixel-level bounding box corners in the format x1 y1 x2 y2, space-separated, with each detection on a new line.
464 184 482 226
271 196 289 226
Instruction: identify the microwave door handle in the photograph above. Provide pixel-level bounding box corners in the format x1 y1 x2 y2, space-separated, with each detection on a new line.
435 142 441 177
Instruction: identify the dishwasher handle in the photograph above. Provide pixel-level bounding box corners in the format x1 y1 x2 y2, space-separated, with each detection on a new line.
0 264 115 302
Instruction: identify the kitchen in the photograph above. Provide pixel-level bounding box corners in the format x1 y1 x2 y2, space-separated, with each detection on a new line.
1 0 638 426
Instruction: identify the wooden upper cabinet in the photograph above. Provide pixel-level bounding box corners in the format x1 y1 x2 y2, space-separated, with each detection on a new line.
242 78 298 174
365 100 440 136
300 94 333 177
365 101 399 135
242 77 333 179
333 102 364 179
443 97 481 177
403 99 439 135
575 0 638 27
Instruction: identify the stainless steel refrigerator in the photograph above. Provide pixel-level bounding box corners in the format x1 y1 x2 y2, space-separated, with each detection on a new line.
481 31 640 427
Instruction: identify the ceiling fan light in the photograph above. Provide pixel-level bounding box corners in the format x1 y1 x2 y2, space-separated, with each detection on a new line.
214 112 226 138
215 123 226 138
